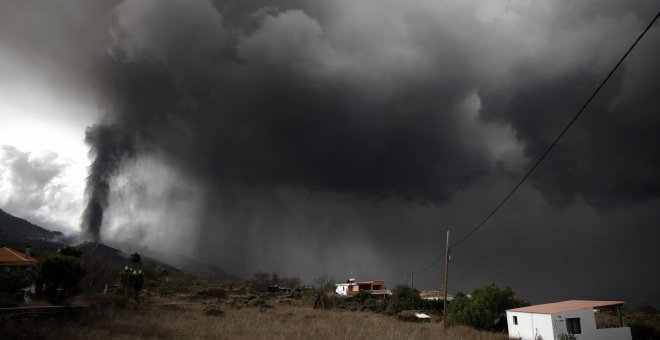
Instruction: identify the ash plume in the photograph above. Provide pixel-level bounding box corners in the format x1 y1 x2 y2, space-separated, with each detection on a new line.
81 124 135 242
13 0 651 305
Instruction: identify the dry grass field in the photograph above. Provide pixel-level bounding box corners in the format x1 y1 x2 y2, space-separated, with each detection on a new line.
3 303 509 340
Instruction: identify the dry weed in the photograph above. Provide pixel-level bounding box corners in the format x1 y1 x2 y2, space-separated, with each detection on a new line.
2 304 509 340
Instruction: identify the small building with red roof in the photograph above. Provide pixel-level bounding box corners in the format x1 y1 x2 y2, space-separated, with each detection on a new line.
507 300 631 340
0 246 37 270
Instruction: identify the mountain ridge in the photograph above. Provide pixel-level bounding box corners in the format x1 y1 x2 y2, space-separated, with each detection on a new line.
0 208 235 280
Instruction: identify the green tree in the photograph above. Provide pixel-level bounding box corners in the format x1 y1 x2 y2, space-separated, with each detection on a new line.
36 248 86 304
0 269 33 293
120 266 144 305
247 271 272 292
386 285 422 313
446 283 528 331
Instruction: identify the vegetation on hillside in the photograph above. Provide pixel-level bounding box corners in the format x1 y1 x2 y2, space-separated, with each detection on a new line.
1 236 657 340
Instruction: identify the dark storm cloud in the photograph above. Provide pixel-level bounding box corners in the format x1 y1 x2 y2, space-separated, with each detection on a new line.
479 27 660 207
95 0 492 204
2 0 659 305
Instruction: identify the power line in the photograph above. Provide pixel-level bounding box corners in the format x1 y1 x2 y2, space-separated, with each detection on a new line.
450 10 660 249
413 10 660 275
414 252 444 274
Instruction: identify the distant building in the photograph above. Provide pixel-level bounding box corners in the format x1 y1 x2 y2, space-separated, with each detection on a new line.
419 290 453 301
335 278 392 297
507 300 632 340
0 246 37 270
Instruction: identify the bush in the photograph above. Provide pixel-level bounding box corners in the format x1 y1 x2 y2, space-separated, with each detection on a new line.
446 283 528 331
36 250 86 304
386 285 422 314
351 290 373 304
120 266 144 304
203 304 224 316
629 321 660 340
363 297 382 312
396 311 426 322
247 297 266 307
420 298 443 313
0 270 33 293
314 291 342 310
193 287 227 300
0 292 21 307
246 293 261 301
635 304 659 315
557 333 576 340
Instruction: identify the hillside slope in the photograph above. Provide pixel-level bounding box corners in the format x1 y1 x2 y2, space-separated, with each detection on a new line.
0 208 235 279
0 208 63 254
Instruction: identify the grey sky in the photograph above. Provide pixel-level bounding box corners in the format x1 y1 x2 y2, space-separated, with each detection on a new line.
0 0 659 305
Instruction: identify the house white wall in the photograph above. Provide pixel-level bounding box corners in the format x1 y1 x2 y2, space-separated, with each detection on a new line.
551 308 631 340
335 284 349 296
507 311 553 340
507 308 631 340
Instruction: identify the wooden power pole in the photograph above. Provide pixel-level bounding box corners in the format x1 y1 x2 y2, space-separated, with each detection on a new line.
442 230 450 333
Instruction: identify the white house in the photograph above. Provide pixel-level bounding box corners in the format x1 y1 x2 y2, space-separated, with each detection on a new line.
506 300 631 340
335 278 392 297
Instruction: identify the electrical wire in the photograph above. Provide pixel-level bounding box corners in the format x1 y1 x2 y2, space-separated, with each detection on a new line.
413 252 445 274
450 10 660 249
412 10 660 274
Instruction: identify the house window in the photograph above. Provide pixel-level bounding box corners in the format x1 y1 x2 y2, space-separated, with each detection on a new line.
513 316 518 325
567 318 582 334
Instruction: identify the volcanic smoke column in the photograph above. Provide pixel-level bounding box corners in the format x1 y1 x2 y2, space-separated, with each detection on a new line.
80 124 134 242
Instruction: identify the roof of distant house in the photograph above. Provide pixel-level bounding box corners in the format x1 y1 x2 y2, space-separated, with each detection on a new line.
508 300 625 314
0 247 37 266
420 290 452 298
357 280 385 284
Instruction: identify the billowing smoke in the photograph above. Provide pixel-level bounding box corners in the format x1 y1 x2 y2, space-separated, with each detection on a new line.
81 124 135 241
55 0 660 304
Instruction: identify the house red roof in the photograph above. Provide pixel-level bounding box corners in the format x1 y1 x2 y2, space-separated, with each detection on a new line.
0 247 37 267
508 300 625 314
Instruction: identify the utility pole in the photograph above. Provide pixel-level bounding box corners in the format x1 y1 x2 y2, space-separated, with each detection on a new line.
410 271 415 309
443 230 450 333
411 271 414 290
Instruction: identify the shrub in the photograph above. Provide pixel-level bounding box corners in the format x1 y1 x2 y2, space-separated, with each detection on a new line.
558 333 576 340
629 321 660 340
203 304 224 316
314 291 340 310
120 266 144 305
386 285 422 314
396 311 425 322
0 270 33 293
446 283 528 331
363 297 382 312
246 293 261 301
193 287 227 300
247 297 266 307
351 290 373 304
635 304 659 315
0 292 21 307
36 250 86 304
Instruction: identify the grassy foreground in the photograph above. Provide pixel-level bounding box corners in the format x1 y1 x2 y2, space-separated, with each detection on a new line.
3 303 509 340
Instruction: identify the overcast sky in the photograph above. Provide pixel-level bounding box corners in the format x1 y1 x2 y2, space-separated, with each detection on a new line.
1 0 659 305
